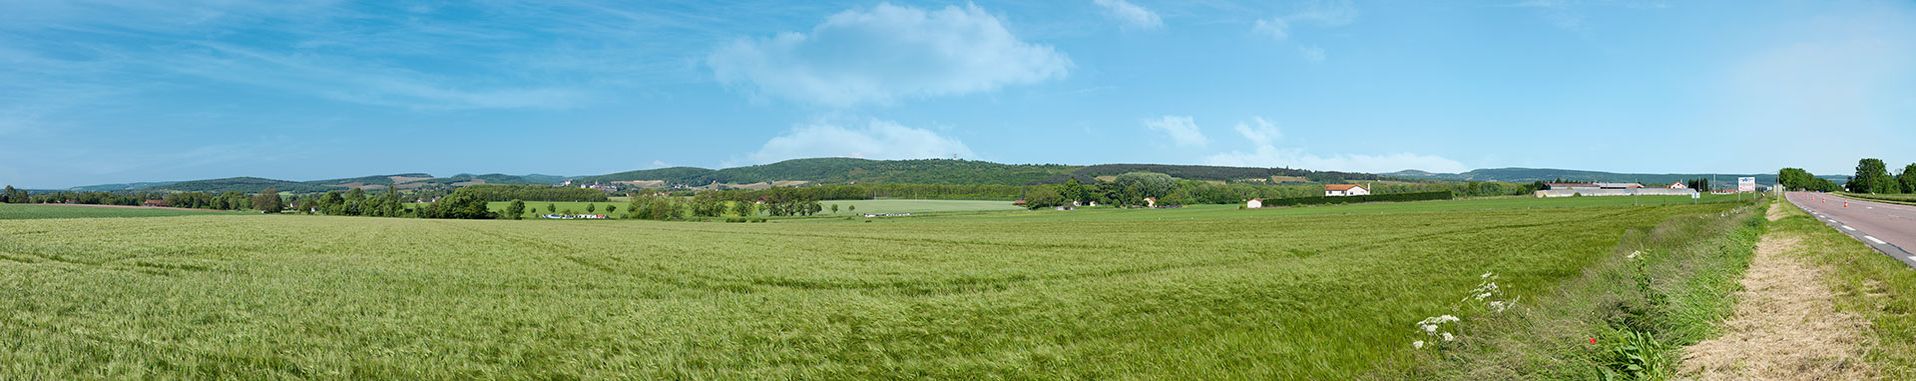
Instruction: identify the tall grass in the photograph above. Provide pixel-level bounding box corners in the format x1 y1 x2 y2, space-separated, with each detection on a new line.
1400 197 1765 380
0 198 1742 379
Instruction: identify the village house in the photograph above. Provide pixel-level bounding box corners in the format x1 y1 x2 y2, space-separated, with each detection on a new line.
1245 198 1263 209
1143 197 1157 208
1667 182 1688 189
1324 184 1370 197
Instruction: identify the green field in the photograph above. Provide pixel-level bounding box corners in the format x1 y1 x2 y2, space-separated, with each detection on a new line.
0 197 1750 379
0 204 237 220
817 199 1021 214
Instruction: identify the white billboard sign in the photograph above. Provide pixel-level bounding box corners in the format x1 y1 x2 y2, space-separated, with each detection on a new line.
1737 177 1756 193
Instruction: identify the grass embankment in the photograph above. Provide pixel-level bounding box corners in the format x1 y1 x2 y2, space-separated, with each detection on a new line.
1837 192 1916 206
0 204 237 220
1405 196 1766 379
0 197 1739 379
1770 195 1916 377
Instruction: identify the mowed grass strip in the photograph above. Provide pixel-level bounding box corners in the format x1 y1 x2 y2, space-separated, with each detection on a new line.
1770 196 1916 377
0 198 1739 379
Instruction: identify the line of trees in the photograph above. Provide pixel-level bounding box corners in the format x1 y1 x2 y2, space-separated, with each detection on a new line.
1845 158 1914 194
455 184 608 202
14 191 152 205
1026 173 1535 209
1777 168 1841 192
1778 159 1916 194
0 185 29 203
287 188 408 217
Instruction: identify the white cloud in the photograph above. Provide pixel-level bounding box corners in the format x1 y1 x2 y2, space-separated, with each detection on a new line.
747 119 975 164
708 3 1072 107
1205 117 1468 173
1252 0 1358 41
1143 115 1207 148
1093 0 1164 30
1252 18 1290 40
1233 117 1282 146
1297 45 1327 62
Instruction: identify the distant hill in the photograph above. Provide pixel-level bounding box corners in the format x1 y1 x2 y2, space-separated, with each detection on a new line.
1063 164 1383 183
159 177 345 193
571 158 1383 186
575 158 1077 186
65 159 1831 194
64 172 565 193
67 181 179 192
1382 168 1848 186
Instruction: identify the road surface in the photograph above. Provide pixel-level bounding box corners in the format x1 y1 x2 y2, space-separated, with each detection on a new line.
1787 192 1916 266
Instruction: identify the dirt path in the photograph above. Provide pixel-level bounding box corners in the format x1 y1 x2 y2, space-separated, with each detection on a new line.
1679 231 1873 380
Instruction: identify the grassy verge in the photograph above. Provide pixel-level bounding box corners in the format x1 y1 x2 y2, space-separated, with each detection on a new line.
1771 195 1916 377
1397 197 1766 380
1836 192 1916 206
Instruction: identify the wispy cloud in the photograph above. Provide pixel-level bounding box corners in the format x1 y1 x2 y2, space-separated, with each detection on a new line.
1143 115 1207 148
1093 0 1164 30
707 3 1072 108
1204 117 1468 173
1251 0 1357 61
1509 0 1671 32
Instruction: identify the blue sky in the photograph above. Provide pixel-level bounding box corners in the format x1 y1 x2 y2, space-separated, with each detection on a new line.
2 0 1913 188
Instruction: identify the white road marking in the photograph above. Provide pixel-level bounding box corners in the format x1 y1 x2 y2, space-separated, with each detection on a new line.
1867 236 1888 245
1843 225 1857 231
1907 256 1916 262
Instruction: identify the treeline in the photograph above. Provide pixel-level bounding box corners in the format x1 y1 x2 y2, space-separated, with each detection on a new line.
1780 158 1916 194
455 184 608 202
1777 168 1841 192
286 188 408 217
1022 173 1532 210
163 191 258 210
14 191 154 206
1 185 34 203
710 183 1026 201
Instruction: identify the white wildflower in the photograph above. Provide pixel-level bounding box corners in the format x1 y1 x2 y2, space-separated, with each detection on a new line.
1421 324 1437 333
1439 315 1459 323
1441 332 1455 342
1481 272 1494 279
1626 250 1641 260
1413 340 1425 349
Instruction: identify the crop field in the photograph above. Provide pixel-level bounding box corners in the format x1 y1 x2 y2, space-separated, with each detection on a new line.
817 199 1021 214
0 197 1745 379
0 204 236 220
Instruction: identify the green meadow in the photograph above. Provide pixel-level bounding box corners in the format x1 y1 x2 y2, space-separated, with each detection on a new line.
0 196 1757 379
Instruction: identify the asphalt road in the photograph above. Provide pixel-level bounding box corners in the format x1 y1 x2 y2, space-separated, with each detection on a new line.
1787 191 1916 266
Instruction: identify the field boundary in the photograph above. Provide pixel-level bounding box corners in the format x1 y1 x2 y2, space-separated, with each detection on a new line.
1762 193 1916 377
1400 198 1765 379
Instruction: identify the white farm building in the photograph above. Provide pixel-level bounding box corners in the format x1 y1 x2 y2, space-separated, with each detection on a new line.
1324 184 1370 197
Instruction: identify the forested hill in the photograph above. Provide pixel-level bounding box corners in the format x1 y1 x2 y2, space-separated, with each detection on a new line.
574 158 1075 185
1384 168 1849 185
60 158 1421 193
571 158 1386 186
63 173 567 194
